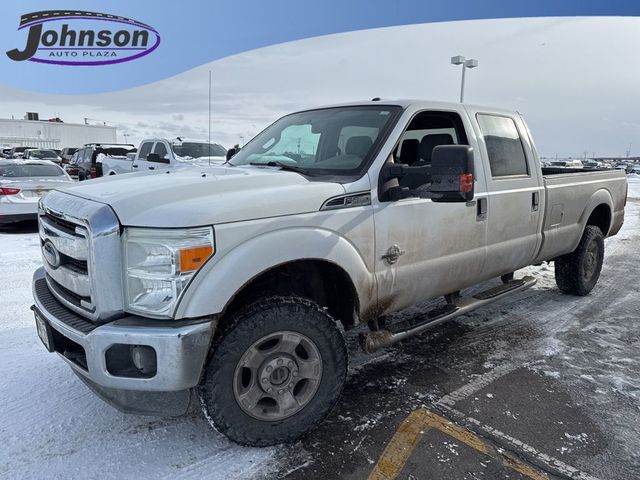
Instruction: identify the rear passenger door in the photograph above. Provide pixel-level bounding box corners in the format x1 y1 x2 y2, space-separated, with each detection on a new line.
467 109 544 278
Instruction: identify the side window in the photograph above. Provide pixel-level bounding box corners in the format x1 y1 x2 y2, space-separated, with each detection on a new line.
152 142 169 160
476 114 528 177
82 148 92 162
137 142 153 160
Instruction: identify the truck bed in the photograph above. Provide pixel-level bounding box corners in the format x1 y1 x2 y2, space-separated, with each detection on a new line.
535 169 627 263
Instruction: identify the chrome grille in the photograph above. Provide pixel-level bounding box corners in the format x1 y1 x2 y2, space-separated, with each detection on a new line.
38 191 124 322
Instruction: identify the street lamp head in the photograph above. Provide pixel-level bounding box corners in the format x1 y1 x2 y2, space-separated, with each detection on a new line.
464 59 479 68
451 55 466 65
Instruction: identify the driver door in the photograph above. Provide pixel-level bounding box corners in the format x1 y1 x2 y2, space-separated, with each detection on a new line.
373 109 489 314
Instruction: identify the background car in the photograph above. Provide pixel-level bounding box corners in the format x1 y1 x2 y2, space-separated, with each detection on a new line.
9 146 35 159
0 160 74 224
23 149 63 164
64 143 136 180
60 147 78 164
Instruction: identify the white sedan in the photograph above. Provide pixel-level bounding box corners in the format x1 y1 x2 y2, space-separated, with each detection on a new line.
0 160 74 225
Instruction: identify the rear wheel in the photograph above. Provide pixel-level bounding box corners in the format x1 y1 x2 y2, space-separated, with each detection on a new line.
199 296 348 446
555 225 604 296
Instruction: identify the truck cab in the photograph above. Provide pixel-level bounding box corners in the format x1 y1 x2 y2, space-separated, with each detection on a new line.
131 138 227 171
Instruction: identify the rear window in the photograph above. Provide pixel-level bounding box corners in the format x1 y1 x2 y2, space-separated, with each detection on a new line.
0 164 65 177
29 150 58 159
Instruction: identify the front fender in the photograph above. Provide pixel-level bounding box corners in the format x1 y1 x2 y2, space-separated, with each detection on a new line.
174 227 376 320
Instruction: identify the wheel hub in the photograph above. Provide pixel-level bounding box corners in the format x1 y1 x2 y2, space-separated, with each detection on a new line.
257 356 299 391
233 330 323 421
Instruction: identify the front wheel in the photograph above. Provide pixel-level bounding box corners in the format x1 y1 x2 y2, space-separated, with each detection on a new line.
199 296 348 446
555 225 604 296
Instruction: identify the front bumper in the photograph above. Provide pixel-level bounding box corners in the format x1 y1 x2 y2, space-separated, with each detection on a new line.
32 267 215 412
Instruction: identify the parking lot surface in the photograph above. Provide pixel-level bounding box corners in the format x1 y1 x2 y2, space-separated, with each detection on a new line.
1 177 639 479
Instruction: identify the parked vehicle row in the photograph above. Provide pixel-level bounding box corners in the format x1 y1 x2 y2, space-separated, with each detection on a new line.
30 99 627 447
63 143 137 180
59 139 228 180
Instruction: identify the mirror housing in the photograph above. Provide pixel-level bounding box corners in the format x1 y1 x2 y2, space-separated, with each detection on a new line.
429 145 474 202
147 153 170 164
226 147 238 161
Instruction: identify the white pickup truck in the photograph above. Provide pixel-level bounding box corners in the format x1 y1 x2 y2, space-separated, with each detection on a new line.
130 138 227 172
31 100 626 446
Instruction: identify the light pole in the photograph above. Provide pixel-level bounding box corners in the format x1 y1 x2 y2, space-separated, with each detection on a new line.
451 55 479 103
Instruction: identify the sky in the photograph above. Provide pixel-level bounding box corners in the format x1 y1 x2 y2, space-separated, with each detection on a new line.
0 16 639 158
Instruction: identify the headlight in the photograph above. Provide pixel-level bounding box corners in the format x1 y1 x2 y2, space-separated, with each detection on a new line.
123 226 214 317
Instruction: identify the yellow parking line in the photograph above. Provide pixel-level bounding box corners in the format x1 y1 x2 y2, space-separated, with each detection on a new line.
368 408 548 480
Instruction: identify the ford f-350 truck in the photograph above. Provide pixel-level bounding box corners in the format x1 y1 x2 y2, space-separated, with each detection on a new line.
31 100 626 446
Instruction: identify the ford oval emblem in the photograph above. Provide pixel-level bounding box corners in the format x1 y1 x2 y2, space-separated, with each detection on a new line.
6 10 160 66
42 240 61 269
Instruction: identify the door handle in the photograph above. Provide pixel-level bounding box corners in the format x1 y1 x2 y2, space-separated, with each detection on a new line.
532 192 540 211
149 166 155 170
476 198 487 221
132 164 138 168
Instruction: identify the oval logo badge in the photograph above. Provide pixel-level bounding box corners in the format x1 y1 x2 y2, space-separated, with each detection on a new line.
6 10 160 66
42 240 61 269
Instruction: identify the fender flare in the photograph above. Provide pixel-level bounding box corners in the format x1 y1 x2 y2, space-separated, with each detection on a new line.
577 188 614 237
174 227 376 319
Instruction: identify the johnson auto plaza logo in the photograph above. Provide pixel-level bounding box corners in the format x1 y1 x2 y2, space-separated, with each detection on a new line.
6 10 160 66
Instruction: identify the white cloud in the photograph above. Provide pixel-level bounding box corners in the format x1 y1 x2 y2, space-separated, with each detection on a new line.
0 16 639 156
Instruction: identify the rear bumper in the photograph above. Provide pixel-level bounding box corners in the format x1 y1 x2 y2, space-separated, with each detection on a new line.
0 200 38 223
0 212 37 224
32 267 215 412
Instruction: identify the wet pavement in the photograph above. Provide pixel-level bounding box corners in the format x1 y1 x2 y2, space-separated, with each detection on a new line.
272 192 640 480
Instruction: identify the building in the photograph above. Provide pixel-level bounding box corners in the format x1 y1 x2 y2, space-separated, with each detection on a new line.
0 117 117 150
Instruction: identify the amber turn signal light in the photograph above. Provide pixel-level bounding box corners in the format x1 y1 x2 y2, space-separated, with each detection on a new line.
179 245 214 272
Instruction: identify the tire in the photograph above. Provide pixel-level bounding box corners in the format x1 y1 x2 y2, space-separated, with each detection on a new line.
554 225 604 296
199 296 348 446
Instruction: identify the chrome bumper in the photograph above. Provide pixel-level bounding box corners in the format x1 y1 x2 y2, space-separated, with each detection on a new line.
32 267 214 393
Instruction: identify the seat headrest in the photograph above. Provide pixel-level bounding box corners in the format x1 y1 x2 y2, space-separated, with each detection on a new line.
399 139 420 165
345 136 373 158
419 134 454 163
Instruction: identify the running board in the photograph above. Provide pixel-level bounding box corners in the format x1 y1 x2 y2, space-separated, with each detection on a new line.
360 276 537 353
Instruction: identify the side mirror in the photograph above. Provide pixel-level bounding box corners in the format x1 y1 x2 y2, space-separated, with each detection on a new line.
430 145 474 202
147 153 170 164
226 147 237 161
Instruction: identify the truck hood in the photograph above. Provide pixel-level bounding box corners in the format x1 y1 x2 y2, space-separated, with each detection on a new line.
59 165 346 227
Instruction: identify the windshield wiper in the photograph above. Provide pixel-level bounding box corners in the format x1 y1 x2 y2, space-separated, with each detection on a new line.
249 161 312 175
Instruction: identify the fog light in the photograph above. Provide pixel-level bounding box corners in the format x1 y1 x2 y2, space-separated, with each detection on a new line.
131 345 157 375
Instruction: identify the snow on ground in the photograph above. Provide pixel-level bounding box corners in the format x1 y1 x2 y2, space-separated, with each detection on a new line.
0 230 277 478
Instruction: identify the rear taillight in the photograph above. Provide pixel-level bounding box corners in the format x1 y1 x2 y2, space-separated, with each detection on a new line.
0 187 21 195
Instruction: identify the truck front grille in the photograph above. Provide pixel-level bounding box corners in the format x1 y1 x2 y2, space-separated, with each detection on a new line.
38 191 124 322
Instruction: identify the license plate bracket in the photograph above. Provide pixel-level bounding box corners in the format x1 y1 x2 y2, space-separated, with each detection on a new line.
34 308 54 352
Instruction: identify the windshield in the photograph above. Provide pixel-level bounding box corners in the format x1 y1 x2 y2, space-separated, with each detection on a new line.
229 106 401 176
0 164 65 177
29 150 57 159
171 142 226 159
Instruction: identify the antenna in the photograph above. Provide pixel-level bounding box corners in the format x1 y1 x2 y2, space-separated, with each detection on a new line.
208 70 212 167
